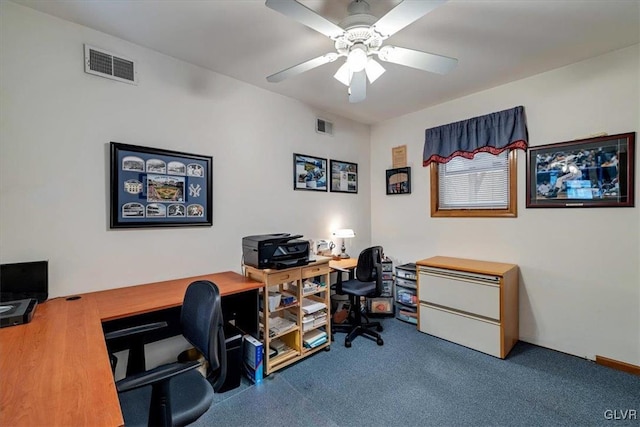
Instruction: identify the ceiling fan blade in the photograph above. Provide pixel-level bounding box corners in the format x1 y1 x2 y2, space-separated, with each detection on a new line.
378 46 457 75
373 0 446 38
267 53 338 83
349 70 366 103
265 0 345 39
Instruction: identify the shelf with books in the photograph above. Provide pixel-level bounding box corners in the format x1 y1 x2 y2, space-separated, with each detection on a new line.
244 258 331 375
269 332 300 370
302 328 328 351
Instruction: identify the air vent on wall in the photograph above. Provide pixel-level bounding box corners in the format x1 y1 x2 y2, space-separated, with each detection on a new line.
316 118 333 136
84 44 137 85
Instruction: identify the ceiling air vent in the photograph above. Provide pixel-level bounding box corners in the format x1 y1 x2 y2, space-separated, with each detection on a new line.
84 44 137 85
316 118 333 136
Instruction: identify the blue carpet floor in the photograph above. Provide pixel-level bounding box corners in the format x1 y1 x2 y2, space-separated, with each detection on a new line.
192 318 639 426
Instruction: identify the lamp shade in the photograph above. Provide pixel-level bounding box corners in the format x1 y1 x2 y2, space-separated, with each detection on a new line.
333 229 355 238
347 45 368 72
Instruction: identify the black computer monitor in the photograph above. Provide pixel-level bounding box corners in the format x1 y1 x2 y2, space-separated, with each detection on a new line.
0 260 48 303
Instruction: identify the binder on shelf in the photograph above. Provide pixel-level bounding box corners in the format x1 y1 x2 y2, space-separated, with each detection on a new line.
303 329 327 348
304 336 327 349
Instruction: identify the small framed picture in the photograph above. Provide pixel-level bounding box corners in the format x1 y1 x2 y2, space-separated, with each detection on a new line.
330 159 358 193
293 153 328 191
386 167 411 195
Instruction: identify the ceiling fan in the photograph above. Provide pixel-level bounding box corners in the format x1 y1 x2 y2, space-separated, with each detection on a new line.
265 0 458 103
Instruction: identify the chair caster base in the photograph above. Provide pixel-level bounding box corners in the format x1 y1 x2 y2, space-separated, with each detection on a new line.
345 340 352 348
376 337 384 346
376 325 383 332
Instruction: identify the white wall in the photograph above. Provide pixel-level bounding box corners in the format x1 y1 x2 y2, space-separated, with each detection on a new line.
371 45 640 365
0 2 372 298
2 2 638 369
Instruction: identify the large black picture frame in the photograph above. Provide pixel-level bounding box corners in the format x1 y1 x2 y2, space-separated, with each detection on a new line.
110 142 213 228
526 132 635 208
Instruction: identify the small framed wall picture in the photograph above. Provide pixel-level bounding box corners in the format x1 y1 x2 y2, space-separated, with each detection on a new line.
293 153 328 191
330 159 358 193
386 167 411 195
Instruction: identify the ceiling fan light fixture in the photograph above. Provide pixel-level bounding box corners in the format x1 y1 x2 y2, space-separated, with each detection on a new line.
333 62 352 86
365 58 385 84
347 44 368 72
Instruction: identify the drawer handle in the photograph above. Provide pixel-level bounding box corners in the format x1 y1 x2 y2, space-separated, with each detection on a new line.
282 274 290 280
422 272 500 288
422 303 500 325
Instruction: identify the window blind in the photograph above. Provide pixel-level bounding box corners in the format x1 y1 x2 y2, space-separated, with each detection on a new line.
438 151 509 209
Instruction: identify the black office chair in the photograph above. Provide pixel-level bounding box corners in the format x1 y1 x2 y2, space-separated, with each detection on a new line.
332 246 384 348
115 280 226 427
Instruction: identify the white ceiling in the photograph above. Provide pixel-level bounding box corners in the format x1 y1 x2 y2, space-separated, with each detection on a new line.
12 0 640 125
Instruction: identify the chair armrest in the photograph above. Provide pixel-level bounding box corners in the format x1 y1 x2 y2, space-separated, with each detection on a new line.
116 361 200 393
104 321 168 341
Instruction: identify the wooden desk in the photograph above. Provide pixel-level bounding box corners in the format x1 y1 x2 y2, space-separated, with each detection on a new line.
88 271 262 322
0 271 263 427
329 257 357 272
330 258 357 283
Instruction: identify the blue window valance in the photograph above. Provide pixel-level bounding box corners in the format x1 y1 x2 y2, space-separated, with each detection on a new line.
423 106 528 166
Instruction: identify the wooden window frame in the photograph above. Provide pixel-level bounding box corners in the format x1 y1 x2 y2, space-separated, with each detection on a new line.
430 150 518 218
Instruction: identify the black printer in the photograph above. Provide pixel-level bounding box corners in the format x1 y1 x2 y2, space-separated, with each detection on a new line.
242 233 310 270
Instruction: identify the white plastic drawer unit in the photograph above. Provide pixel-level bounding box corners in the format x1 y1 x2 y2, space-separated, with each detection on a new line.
418 267 500 321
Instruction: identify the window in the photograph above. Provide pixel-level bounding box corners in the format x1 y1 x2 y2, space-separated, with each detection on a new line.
430 150 517 217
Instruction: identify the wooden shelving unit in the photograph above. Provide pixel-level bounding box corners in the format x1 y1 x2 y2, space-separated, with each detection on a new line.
245 257 331 375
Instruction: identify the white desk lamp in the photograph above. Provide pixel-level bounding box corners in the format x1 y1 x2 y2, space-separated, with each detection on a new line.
332 229 355 259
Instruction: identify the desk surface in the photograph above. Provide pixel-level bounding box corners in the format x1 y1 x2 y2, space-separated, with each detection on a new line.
88 271 264 322
329 257 357 270
0 271 263 427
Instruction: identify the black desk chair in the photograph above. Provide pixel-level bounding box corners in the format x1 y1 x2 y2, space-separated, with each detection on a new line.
332 246 384 348
116 280 226 427
105 319 169 377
